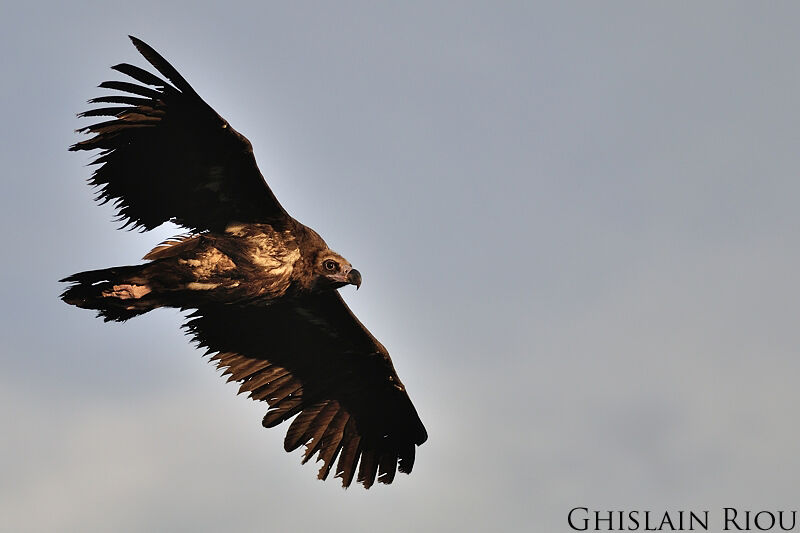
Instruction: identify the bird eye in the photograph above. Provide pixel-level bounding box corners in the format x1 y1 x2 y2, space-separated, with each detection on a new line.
323 259 338 272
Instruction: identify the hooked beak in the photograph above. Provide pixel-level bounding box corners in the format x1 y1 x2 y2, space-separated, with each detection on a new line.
347 269 362 290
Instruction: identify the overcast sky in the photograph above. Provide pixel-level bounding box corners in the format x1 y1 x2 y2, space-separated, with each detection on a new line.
2 2 800 532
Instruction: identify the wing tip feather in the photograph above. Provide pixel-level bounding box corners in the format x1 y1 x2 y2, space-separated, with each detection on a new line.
127 35 196 96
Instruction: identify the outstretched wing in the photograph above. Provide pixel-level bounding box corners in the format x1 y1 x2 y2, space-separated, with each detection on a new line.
184 292 428 488
71 36 288 232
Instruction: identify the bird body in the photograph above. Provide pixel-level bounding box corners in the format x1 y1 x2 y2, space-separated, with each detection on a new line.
63 220 358 320
60 36 426 489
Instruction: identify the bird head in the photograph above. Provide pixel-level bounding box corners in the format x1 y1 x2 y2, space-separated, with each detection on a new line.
314 251 362 290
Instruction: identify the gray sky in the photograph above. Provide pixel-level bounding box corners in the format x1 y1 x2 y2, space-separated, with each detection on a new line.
2 2 800 532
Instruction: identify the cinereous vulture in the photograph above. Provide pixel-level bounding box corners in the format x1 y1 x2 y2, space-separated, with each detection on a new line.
60 36 427 489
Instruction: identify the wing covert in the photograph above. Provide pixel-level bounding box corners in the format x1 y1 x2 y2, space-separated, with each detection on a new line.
70 36 288 232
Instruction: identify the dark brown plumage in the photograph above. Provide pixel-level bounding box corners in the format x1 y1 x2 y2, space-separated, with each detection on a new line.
60 36 427 489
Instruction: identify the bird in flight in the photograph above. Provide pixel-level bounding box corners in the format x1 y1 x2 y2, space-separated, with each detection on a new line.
60 36 427 489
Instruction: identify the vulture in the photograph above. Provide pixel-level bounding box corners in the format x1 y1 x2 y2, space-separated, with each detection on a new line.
60 36 427 489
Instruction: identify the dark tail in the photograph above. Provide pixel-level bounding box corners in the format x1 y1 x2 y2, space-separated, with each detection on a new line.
60 265 161 322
